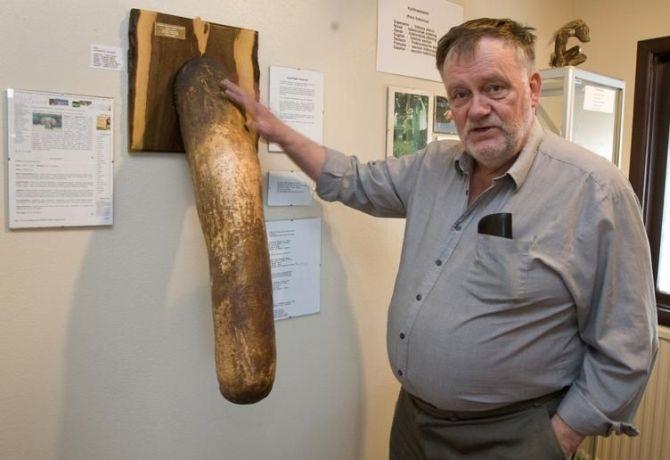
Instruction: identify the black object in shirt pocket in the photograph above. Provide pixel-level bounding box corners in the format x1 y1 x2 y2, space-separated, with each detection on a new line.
477 212 512 239
463 234 531 301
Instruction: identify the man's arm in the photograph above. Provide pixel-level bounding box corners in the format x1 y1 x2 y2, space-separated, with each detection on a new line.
222 79 429 218
556 182 658 438
221 79 325 180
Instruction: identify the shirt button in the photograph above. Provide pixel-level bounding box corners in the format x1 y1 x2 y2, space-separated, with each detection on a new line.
416 294 422 301
399 332 406 339
397 369 403 377
435 259 442 266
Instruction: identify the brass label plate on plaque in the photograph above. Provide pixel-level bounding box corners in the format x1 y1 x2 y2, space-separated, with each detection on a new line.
128 8 260 152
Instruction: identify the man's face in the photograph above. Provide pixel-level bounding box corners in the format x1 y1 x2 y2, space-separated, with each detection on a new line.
441 37 542 170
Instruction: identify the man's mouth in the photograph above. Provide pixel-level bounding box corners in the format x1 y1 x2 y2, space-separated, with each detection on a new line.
469 126 498 136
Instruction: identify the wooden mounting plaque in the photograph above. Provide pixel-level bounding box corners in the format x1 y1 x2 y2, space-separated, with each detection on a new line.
128 8 259 152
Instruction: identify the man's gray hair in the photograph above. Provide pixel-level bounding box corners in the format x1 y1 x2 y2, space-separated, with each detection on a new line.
436 18 537 70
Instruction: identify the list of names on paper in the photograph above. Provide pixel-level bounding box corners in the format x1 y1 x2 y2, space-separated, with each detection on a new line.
377 0 463 82
392 7 438 57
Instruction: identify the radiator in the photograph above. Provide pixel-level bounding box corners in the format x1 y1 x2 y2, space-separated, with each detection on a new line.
592 326 670 460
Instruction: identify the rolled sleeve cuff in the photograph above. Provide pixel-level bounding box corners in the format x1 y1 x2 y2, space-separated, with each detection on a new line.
316 147 351 201
557 387 639 437
315 148 352 201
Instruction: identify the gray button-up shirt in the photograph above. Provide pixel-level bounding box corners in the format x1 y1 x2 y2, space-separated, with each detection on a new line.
316 120 658 436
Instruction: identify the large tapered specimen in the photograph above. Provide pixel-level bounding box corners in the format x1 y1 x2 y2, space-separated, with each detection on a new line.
174 57 275 404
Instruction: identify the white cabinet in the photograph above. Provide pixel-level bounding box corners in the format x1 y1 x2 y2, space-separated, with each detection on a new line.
538 66 625 167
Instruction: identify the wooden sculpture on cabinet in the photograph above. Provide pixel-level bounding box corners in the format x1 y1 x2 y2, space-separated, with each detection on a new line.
550 19 590 67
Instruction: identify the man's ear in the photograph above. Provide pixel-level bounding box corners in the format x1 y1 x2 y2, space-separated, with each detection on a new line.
529 71 542 108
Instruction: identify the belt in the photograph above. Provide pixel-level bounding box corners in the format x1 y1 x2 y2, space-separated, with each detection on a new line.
406 387 569 421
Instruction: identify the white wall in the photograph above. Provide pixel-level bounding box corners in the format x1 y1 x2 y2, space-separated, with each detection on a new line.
1 1 574 459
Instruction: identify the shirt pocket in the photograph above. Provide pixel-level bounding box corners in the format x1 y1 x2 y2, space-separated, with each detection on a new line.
462 234 531 301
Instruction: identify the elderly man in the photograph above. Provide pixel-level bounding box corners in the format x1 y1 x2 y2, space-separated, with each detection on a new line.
222 18 658 460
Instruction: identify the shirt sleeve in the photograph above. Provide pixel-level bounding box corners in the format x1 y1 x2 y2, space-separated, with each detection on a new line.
315 147 426 218
556 180 659 436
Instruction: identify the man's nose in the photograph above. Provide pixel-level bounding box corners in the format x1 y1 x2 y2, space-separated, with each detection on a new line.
468 93 491 119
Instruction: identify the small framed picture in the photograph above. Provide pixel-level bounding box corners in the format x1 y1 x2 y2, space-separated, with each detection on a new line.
433 95 459 137
386 87 433 157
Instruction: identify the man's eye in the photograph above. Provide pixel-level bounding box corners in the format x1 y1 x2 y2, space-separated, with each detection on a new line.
487 84 506 98
449 90 469 105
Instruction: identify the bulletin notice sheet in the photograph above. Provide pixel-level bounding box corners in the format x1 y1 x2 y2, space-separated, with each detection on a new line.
377 0 463 81
268 66 324 153
266 218 321 320
7 89 114 229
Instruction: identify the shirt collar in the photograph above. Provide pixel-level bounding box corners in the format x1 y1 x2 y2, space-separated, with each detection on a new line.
455 148 472 176
505 118 544 189
454 118 544 190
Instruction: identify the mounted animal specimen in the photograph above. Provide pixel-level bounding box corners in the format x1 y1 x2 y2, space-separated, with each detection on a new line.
175 57 275 404
128 9 276 404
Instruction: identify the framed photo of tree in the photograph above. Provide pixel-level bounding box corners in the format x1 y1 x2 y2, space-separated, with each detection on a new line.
386 87 433 157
